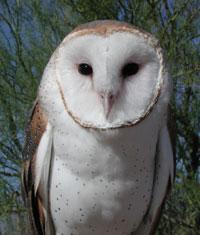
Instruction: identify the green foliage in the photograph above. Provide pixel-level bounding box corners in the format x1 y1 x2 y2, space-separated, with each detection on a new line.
0 0 199 234
69 0 119 21
157 178 200 235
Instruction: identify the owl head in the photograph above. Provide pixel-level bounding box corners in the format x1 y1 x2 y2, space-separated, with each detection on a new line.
39 20 170 130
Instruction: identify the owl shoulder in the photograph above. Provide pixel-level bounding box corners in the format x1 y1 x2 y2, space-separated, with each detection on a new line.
21 100 48 235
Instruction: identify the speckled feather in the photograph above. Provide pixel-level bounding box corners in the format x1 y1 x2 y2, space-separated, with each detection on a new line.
22 20 174 235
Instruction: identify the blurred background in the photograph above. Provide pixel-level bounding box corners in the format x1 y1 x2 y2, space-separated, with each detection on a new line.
0 0 199 234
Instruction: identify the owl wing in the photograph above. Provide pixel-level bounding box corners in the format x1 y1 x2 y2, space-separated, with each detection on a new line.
133 125 174 235
21 101 55 235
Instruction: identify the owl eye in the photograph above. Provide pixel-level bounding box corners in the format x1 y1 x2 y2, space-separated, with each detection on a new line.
78 63 93 76
121 63 139 78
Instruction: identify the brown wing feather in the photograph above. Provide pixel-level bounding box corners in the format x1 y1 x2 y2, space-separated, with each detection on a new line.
21 101 48 235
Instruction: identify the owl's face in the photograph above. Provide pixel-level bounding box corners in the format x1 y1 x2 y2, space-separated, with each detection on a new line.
41 21 169 129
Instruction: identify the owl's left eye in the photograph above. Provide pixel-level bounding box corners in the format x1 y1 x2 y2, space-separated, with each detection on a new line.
121 63 139 78
78 63 93 76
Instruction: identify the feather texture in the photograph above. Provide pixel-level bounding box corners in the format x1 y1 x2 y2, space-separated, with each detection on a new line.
133 126 174 234
22 20 174 235
22 102 55 235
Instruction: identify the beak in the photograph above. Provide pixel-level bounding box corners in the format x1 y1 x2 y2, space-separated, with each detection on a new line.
99 92 115 119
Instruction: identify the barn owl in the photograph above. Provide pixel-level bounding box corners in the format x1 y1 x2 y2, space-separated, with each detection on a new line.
22 20 174 235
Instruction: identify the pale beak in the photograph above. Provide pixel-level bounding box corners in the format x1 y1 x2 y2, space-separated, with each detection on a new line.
99 92 115 119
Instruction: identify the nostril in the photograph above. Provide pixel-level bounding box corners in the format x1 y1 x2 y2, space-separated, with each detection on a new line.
109 94 114 101
99 92 115 101
100 93 104 99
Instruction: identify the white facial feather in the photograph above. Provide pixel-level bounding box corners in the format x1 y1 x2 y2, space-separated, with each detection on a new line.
39 30 169 130
34 21 174 235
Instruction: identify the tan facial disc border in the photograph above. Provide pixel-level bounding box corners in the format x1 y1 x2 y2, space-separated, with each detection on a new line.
54 26 166 130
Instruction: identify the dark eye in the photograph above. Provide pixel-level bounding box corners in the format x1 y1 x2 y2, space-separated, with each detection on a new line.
78 63 93 76
121 63 139 78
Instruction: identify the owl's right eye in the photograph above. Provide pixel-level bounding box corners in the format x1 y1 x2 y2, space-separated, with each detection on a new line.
78 63 93 76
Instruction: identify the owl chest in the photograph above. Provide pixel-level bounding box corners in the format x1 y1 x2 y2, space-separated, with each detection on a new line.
50 127 157 235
